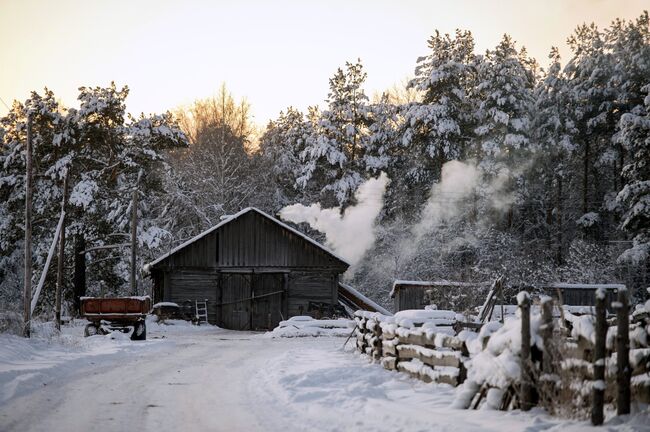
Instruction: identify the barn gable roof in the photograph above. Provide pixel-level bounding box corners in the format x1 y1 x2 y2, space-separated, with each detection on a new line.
145 207 350 270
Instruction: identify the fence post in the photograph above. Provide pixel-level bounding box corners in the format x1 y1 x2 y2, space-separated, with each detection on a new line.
592 288 607 426
616 288 630 416
519 291 533 411
541 296 553 374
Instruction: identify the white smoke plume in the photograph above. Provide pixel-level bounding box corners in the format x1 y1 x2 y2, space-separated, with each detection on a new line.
279 172 389 266
394 159 516 268
412 160 481 240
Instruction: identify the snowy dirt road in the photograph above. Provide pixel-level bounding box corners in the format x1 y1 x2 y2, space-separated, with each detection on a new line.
0 325 647 432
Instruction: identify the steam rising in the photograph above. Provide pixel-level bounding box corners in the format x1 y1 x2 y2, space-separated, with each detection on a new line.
280 160 514 275
413 160 481 240
393 159 515 266
279 172 389 266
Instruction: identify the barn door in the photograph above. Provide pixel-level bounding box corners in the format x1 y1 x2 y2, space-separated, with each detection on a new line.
251 273 284 330
218 273 251 330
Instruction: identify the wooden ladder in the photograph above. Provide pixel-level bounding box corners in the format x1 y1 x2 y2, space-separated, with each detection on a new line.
195 300 208 325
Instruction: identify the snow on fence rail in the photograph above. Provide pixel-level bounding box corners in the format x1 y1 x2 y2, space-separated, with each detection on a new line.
354 289 650 425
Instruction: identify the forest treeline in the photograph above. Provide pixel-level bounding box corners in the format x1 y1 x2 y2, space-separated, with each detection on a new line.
1 12 649 312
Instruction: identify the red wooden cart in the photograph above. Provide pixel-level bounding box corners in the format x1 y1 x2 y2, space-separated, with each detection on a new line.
80 296 151 340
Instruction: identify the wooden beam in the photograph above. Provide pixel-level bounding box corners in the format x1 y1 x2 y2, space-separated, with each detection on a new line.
519 292 533 411
616 288 631 415
130 188 138 296
55 172 69 331
592 289 607 426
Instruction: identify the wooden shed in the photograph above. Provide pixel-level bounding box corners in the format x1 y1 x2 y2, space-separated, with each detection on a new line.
146 207 350 330
390 280 491 312
545 283 624 309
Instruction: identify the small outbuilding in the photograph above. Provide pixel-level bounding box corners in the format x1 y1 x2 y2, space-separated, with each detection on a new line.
146 207 350 330
544 283 624 309
390 280 491 312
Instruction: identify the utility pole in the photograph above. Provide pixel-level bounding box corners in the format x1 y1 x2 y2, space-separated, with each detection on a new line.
55 171 69 331
130 185 138 296
23 113 33 338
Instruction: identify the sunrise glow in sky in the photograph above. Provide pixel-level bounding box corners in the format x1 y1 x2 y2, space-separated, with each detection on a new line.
1 0 648 125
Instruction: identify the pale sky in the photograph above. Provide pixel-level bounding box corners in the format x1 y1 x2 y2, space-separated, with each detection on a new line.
1 0 648 126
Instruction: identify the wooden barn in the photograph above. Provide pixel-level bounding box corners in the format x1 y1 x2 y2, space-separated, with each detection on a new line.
145 207 351 330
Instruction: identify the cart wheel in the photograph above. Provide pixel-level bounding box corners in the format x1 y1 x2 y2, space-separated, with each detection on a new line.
84 323 99 337
131 320 146 341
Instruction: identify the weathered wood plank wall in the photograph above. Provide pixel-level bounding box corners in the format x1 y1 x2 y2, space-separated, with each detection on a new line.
151 209 348 330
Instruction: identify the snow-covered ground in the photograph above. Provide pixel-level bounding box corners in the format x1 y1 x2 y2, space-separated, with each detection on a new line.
0 321 648 432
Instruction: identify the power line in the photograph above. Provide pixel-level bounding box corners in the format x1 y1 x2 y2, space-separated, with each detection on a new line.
0 96 11 111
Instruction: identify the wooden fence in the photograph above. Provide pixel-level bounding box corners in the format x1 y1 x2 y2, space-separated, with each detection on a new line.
354 288 650 425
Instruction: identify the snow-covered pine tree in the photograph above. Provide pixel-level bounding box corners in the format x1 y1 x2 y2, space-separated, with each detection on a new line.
473 34 535 174
606 12 650 192
0 90 68 307
530 47 581 263
365 95 400 218
365 94 396 176
0 83 188 312
561 15 650 240
298 60 371 207
404 30 476 181
616 84 650 264
259 107 315 207
563 23 615 222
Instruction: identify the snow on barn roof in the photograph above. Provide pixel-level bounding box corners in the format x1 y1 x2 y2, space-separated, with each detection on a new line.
144 207 350 271
546 283 626 290
389 279 490 298
339 282 392 316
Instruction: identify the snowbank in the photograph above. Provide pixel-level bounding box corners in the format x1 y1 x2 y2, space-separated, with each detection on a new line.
264 316 354 338
145 315 218 335
455 314 544 407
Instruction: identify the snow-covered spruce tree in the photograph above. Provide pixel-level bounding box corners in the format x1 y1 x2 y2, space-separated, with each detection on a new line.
298 60 371 207
616 84 650 265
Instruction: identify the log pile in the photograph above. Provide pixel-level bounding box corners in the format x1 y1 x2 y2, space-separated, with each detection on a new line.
354 310 469 386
